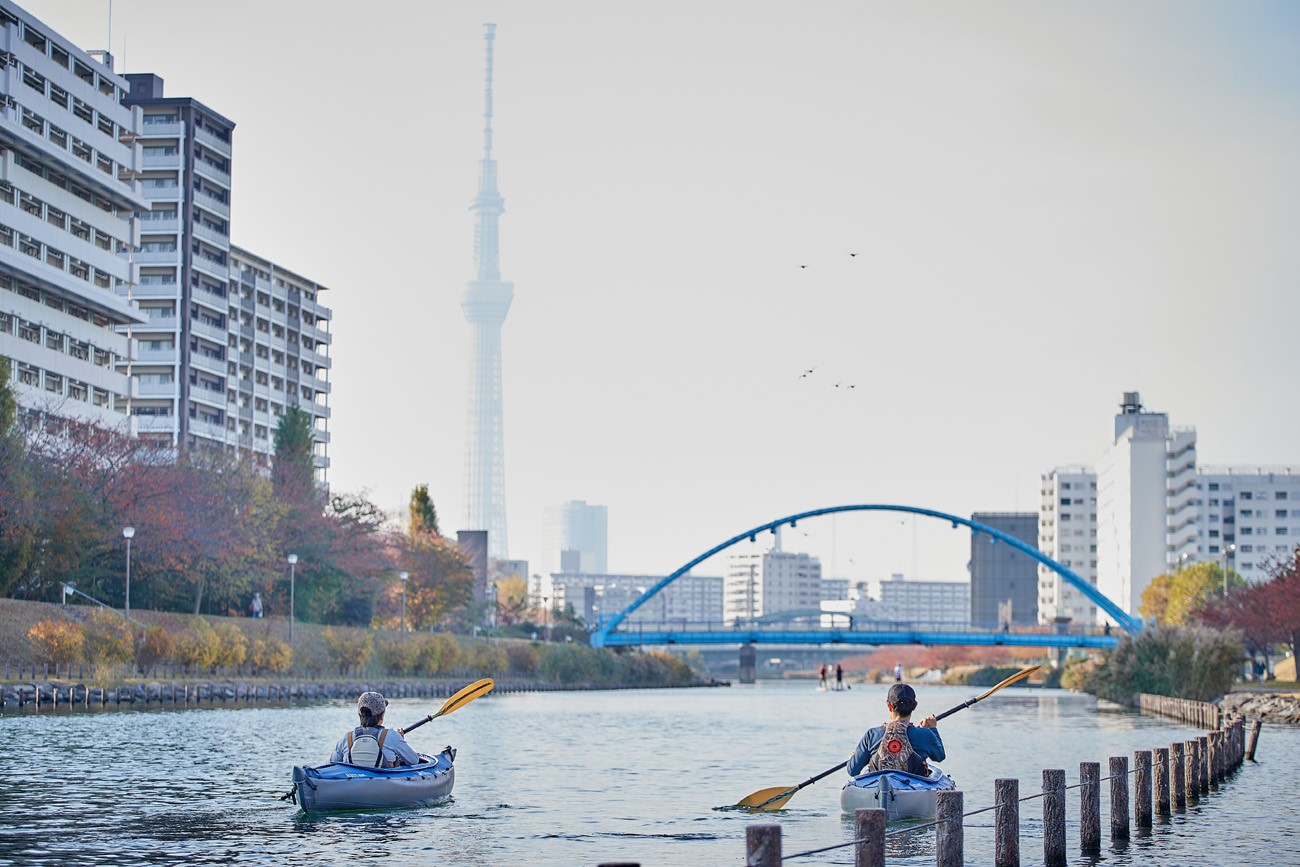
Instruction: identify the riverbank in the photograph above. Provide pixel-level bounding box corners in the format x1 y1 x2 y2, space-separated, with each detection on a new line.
0 674 731 712
1219 690 1300 724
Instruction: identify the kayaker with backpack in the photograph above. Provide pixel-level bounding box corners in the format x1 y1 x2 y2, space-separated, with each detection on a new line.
329 691 420 768
847 682 945 776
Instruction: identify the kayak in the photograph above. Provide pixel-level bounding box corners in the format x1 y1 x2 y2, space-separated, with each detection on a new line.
840 766 955 820
287 746 456 812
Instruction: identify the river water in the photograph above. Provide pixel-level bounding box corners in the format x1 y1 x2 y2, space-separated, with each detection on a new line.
0 681 1295 866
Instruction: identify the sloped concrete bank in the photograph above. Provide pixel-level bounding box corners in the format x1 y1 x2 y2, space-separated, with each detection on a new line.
1218 690 1300 724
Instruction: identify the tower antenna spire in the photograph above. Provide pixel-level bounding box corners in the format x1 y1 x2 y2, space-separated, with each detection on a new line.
482 22 495 160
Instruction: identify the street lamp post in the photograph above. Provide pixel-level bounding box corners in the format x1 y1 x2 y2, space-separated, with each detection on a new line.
122 526 135 616
1223 544 1236 598
287 554 298 644
542 596 549 642
399 571 409 636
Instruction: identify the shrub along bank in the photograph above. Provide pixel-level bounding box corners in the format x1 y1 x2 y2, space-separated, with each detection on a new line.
2 598 700 689
1062 622 1242 704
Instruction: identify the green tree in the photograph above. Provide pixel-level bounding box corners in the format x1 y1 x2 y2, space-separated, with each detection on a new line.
1063 623 1242 703
1139 562 1245 625
272 405 316 504
409 484 439 536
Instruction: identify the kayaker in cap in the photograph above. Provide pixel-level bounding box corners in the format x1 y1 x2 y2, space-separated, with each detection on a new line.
329 691 420 768
846 682 945 777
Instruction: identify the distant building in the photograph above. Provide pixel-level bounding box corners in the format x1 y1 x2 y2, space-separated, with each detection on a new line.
864 574 970 624
548 571 723 628
539 500 607 577
969 511 1038 626
1197 467 1300 580
723 548 822 621
1096 392 1196 619
1036 467 1099 625
0 3 147 429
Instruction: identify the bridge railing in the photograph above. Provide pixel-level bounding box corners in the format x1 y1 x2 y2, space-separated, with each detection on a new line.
594 618 1115 638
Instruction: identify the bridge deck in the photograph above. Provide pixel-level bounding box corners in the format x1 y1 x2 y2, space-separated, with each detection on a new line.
595 622 1119 649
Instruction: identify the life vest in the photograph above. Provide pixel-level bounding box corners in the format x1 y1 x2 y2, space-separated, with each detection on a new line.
866 721 929 775
345 726 390 767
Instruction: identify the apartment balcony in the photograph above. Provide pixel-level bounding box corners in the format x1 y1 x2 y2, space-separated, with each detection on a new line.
191 221 228 246
191 189 230 219
194 159 231 187
187 416 231 441
191 284 229 310
135 347 178 363
138 218 179 234
191 253 229 282
134 380 178 398
139 121 183 137
189 317 227 342
194 125 231 156
190 351 227 376
142 152 181 169
134 248 179 265
133 413 177 433
136 315 178 332
189 382 227 409
142 185 181 202
131 282 179 299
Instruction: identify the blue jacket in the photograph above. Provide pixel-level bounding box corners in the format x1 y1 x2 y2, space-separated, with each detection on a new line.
848 722 945 776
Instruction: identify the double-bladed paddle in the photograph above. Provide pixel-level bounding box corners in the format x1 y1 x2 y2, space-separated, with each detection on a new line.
735 665 1040 811
398 677 495 735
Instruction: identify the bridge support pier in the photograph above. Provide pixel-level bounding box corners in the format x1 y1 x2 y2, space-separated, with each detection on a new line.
739 643 756 684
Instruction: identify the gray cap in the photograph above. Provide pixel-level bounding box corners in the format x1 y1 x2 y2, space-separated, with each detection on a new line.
358 691 388 717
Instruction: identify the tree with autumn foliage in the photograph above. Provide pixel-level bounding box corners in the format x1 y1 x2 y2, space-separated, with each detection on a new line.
385 487 473 631
1198 546 1300 673
1139 561 1245 625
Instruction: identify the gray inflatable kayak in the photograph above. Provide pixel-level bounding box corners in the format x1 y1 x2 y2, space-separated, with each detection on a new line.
288 747 456 812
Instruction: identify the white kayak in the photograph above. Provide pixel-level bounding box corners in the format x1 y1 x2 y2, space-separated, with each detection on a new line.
840 766 955 820
288 747 456 812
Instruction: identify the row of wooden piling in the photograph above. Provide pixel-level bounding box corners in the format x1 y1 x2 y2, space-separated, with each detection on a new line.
732 716 1249 866
1137 692 1220 728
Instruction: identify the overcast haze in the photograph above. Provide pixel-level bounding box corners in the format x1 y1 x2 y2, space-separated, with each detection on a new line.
28 1 1300 583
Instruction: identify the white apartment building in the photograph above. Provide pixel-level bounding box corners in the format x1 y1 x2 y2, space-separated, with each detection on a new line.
1196 467 1300 580
120 74 331 476
1037 467 1099 626
550 571 723 629
0 2 147 428
1095 393 1196 620
540 500 607 578
863 573 970 624
723 548 822 622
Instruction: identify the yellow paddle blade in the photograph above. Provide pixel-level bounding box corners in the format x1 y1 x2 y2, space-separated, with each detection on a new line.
975 665 1039 700
736 785 797 810
433 678 495 720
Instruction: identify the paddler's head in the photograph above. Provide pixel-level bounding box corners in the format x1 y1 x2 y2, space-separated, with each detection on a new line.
886 683 918 719
358 691 389 726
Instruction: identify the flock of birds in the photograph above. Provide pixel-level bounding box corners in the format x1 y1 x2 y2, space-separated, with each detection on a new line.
795 253 860 390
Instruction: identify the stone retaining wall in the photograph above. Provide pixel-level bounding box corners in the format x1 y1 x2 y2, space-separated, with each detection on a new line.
1217 691 1300 724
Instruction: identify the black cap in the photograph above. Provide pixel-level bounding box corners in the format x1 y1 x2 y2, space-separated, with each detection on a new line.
887 683 916 706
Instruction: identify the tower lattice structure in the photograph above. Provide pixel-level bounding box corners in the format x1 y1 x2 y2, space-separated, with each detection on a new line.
460 23 513 560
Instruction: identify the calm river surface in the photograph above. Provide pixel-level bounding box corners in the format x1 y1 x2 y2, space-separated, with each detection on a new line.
1 681 1296 865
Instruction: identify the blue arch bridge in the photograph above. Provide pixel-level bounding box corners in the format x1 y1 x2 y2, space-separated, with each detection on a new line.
589 505 1137 657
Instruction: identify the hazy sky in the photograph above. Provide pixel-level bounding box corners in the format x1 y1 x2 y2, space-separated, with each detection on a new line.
29 1 1300 583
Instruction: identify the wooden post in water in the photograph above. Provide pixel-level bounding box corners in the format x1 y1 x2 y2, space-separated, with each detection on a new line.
1043 769 1066 867
746 824 781 867
1185 739 1200 800
936 789 964 867
1197 735 1209 794
1246 719 1262 761
994 778 1019 867
1153 747 1170 817
854 808 886 867
1134 750 1152 829
1109 756 1129 841
1080 761 1101 855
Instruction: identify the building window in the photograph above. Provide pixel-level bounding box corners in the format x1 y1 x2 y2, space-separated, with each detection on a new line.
1278 492 1289 500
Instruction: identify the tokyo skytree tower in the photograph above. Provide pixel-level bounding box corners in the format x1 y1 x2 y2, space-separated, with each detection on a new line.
461 23 513 559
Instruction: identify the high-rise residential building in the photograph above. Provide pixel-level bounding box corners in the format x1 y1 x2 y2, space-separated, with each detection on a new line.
723 548 822 622
862 573 970 624
1095 392 1196 619
550 571 723 628
120 74 331 476
0 2 147 428
540 500 607 578
969 511 1038 626
461 23 512 560
1036 467 1099 625
1196 467 1300 579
